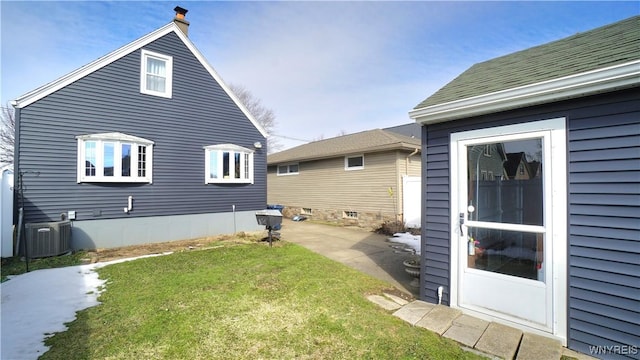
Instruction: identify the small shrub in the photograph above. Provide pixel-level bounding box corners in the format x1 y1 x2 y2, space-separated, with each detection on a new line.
374 220 421 236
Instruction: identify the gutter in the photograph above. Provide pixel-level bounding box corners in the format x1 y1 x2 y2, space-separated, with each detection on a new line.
409 60 640 125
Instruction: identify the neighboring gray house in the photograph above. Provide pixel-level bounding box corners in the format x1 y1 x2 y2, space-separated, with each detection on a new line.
410 16 639 356
11 8 268 251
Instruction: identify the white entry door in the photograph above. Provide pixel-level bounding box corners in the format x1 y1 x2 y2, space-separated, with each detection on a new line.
450 118 567 339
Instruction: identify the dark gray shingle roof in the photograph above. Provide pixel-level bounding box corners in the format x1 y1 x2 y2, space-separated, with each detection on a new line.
267 129 421 165
414 16 640 109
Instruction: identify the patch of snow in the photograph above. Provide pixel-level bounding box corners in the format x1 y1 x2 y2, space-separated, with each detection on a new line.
0 253 170 359
388 232 421 255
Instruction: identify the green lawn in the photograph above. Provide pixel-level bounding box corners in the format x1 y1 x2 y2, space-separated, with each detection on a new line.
1 251 88 282
41 242 483 359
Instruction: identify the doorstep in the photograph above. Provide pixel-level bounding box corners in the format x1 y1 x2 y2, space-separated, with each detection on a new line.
369 295 596 360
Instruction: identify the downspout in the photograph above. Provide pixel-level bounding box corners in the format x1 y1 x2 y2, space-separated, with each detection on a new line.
405 148 419 173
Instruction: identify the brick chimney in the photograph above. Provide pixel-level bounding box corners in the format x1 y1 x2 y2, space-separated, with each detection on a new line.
173 6 189 36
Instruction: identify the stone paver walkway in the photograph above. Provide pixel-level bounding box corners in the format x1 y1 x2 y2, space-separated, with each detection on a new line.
368 293 594 360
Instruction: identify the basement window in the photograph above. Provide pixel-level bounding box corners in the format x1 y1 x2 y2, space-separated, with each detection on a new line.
140 49 173 98
76 132 154 183
343 211 358 219
301 208 313 215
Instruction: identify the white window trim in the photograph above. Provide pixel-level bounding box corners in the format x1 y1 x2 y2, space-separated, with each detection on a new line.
345 154 364 171
277 163 299 176
204 144 254 184
140 49 173 98
76 132 154 183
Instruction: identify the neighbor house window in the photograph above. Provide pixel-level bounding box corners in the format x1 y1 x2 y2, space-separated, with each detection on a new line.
345 155 364 170
205 144 254 184
76 132 154 183
343 211 358 219
277 163 299 176
140 49 173 98
301 208 313 215
483 144 492 156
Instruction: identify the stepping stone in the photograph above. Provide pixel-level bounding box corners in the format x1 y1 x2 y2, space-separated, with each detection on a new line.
516 333 562 360
383 292 409 306
475 322 522 360
366 295 402 311
415 305 462 335
393 300 435 325
443 314 490 348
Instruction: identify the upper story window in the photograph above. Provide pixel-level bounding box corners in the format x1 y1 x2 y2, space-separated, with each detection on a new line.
277 163 299 176
76 132 154 183
140 49 173 98
345 155 364 170
205 144 254 184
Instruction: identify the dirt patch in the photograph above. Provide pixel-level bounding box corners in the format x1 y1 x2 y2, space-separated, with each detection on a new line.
84 232 265 264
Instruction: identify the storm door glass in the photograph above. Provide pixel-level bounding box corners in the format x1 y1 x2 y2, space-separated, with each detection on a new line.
466 138 545 281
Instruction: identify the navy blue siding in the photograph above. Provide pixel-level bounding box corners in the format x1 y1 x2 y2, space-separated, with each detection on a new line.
567 92 640 358
17 32 266 223
420 87 639 355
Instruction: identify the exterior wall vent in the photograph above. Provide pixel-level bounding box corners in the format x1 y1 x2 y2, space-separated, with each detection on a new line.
24 221 71 258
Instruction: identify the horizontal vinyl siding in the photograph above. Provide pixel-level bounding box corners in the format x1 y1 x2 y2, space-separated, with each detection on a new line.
267 151 400 215
567 90 640 358
17 32 266 225
421 124 451 303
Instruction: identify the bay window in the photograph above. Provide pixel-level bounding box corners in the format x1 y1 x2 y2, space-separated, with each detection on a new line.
76 132 154 183
204 144 254 184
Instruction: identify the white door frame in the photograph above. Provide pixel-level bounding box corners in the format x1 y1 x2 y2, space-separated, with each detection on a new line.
449 118 568 344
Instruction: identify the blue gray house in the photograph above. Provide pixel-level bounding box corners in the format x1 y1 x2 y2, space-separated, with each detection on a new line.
409 16 639 357
11 7 268 250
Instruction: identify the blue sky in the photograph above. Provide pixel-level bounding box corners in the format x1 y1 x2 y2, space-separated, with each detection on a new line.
1 1 638 150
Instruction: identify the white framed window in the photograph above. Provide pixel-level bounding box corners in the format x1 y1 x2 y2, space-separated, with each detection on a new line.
345 155 364 170
140 49 173 98
205 144 254 184
277 163 299 176
76 132 154 183
343 211 358 219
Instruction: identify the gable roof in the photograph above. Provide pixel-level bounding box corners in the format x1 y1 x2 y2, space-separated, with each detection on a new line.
504 152 528 179
267 129 421 165
384 123 422 139
11 22 268 138
410 16 640 124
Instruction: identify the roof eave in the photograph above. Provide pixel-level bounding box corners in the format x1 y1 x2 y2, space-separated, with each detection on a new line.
409 60 640 125
11 23 176 109
267 142 420 165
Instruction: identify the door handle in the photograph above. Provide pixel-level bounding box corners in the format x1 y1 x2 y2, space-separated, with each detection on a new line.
459 213 464 235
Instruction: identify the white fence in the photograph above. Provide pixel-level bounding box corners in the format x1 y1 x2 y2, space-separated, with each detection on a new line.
1 167 14 257
402 176 421 228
